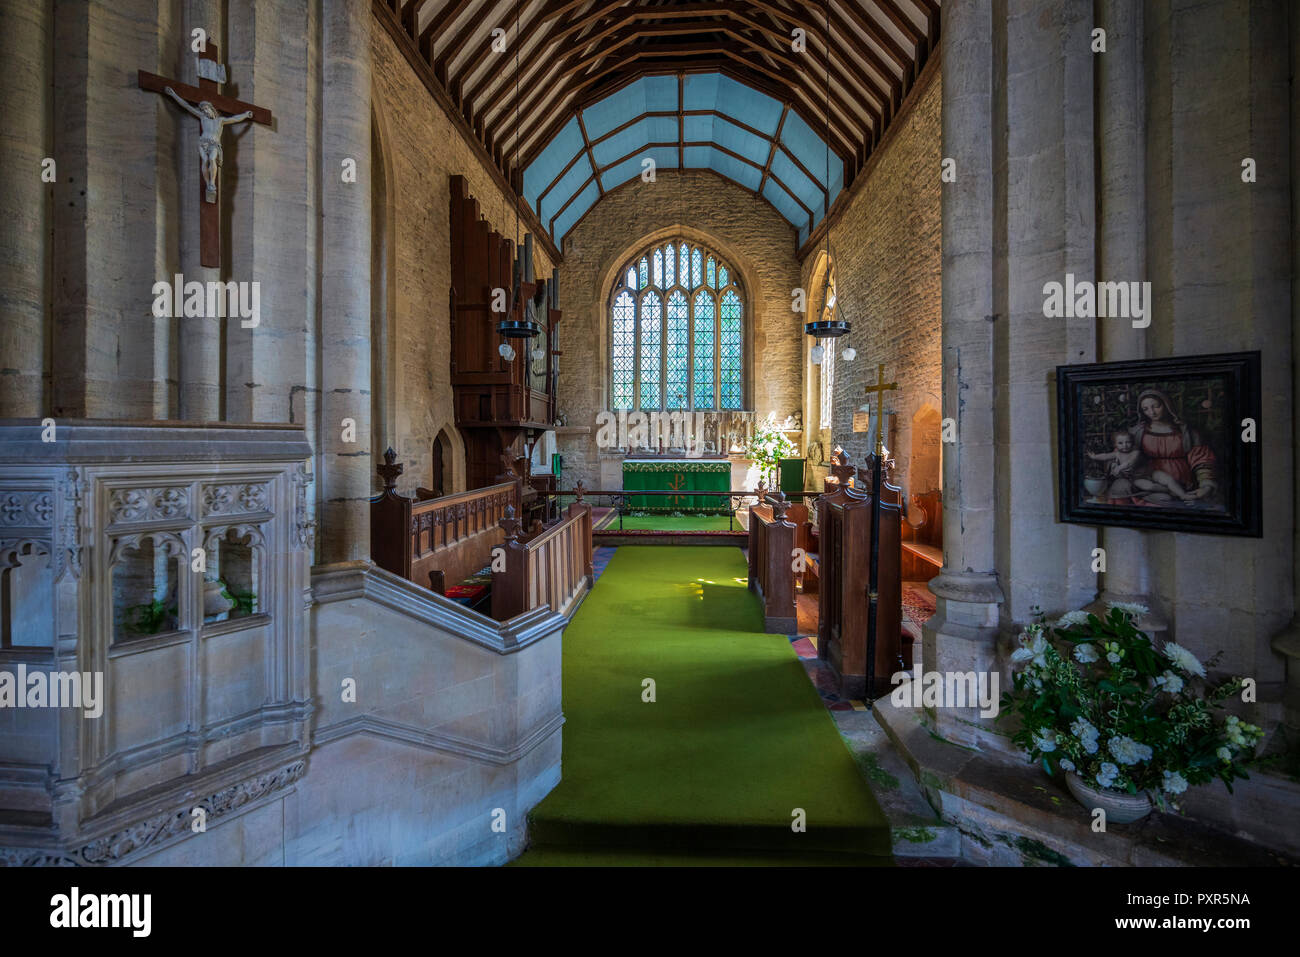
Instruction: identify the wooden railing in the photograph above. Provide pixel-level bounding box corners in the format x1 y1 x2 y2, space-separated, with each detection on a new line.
371 449 516 594
492 502 593 621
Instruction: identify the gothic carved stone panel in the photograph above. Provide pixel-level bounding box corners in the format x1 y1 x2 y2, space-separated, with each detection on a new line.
201 482 270 517
0 490 54 527
108 486 191 525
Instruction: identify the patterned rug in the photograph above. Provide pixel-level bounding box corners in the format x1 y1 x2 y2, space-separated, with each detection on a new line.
902 582 937 629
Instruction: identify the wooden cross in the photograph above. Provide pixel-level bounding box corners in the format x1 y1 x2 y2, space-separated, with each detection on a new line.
139 44 273 268
862 363 898 456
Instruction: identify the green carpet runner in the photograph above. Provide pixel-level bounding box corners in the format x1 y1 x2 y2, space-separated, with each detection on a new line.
514 545 891 866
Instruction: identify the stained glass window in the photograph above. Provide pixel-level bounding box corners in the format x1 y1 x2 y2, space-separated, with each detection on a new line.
666 291 689 410
639 291 662 410
611 241 741 412
693 291 715 409
720 289 742 410
612 290 635 410
820 337 837 429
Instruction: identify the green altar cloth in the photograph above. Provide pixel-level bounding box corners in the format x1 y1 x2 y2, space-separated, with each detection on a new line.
622 459 732 513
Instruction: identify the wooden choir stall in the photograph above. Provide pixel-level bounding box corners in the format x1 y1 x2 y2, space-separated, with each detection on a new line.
815 450 906 700
370 453 593 623
746 488 813 634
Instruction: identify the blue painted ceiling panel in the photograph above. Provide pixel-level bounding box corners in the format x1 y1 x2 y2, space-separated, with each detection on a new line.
538 155 594 227
683 73 783 135
769 150 821 215
762 179 806 230
592 115 679 167
708 116 770 166
779 110 840 191
684 146 761 192
599 146 679 193
523 72 840 244
524 116 584 211
583 75 678 140
551 180 602 240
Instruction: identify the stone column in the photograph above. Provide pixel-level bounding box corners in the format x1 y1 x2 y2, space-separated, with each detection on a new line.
317 0 372 564
1089 1 1165 633
0 0 52 417
922 0 1004 748
177 0 224 421
226 0 318 429
52 0 177 419
1271 5 1300 747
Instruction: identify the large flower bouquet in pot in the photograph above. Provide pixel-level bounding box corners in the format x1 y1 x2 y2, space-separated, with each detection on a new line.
999 603 1263 822
743 418 797 488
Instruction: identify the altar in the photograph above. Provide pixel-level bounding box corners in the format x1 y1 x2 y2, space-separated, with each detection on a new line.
622 459 732 513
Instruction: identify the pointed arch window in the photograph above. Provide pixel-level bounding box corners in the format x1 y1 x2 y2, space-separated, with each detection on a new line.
818 268 838 429
610 240 744 411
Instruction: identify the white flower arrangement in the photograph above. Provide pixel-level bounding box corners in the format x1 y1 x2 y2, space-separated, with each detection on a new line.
1162 641 1206 678
1002 604 1264 810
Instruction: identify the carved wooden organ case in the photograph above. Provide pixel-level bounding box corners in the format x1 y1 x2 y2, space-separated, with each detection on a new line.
449 175 561 490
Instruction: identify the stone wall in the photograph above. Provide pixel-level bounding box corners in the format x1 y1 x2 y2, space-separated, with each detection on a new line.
927 0 1296 759
130 566 563 867
1139 0 1294 719
370 25 554 497
553 169 802 491
801 67 943 498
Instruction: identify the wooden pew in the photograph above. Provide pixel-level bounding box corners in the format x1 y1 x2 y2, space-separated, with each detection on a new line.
492 501 594 621
747 490 804 633
371 448 516 596
815 454 904 699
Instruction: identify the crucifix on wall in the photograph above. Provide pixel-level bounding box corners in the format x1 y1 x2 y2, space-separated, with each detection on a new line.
138 43 273 267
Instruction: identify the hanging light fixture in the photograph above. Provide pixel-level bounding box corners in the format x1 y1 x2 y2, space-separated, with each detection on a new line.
498 0 540 343
805 0 849 341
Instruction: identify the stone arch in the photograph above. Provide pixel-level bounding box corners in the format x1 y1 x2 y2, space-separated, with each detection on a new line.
427 420 467 495
802 249 836 457
432 428 453 496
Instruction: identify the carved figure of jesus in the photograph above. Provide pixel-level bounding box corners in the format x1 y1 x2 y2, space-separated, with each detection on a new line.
165 86 254 203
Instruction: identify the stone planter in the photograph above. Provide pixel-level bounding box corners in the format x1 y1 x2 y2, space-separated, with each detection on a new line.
203 579 236 618
1065 772 1153 823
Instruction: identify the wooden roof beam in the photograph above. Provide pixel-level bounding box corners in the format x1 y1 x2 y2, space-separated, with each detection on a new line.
418 0 477 62
829 0 912 91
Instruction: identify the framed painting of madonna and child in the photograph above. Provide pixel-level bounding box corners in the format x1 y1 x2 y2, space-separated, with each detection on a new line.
1056 352 1261 537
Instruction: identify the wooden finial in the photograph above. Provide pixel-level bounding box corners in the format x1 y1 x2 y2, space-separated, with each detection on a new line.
771 490 789 521
500 504 522 541
377 446 403 492
574 481 586 503
829 449 855 486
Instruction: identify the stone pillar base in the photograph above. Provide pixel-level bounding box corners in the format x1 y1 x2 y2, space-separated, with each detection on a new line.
921 570 1009 751
1272 617 1300 750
